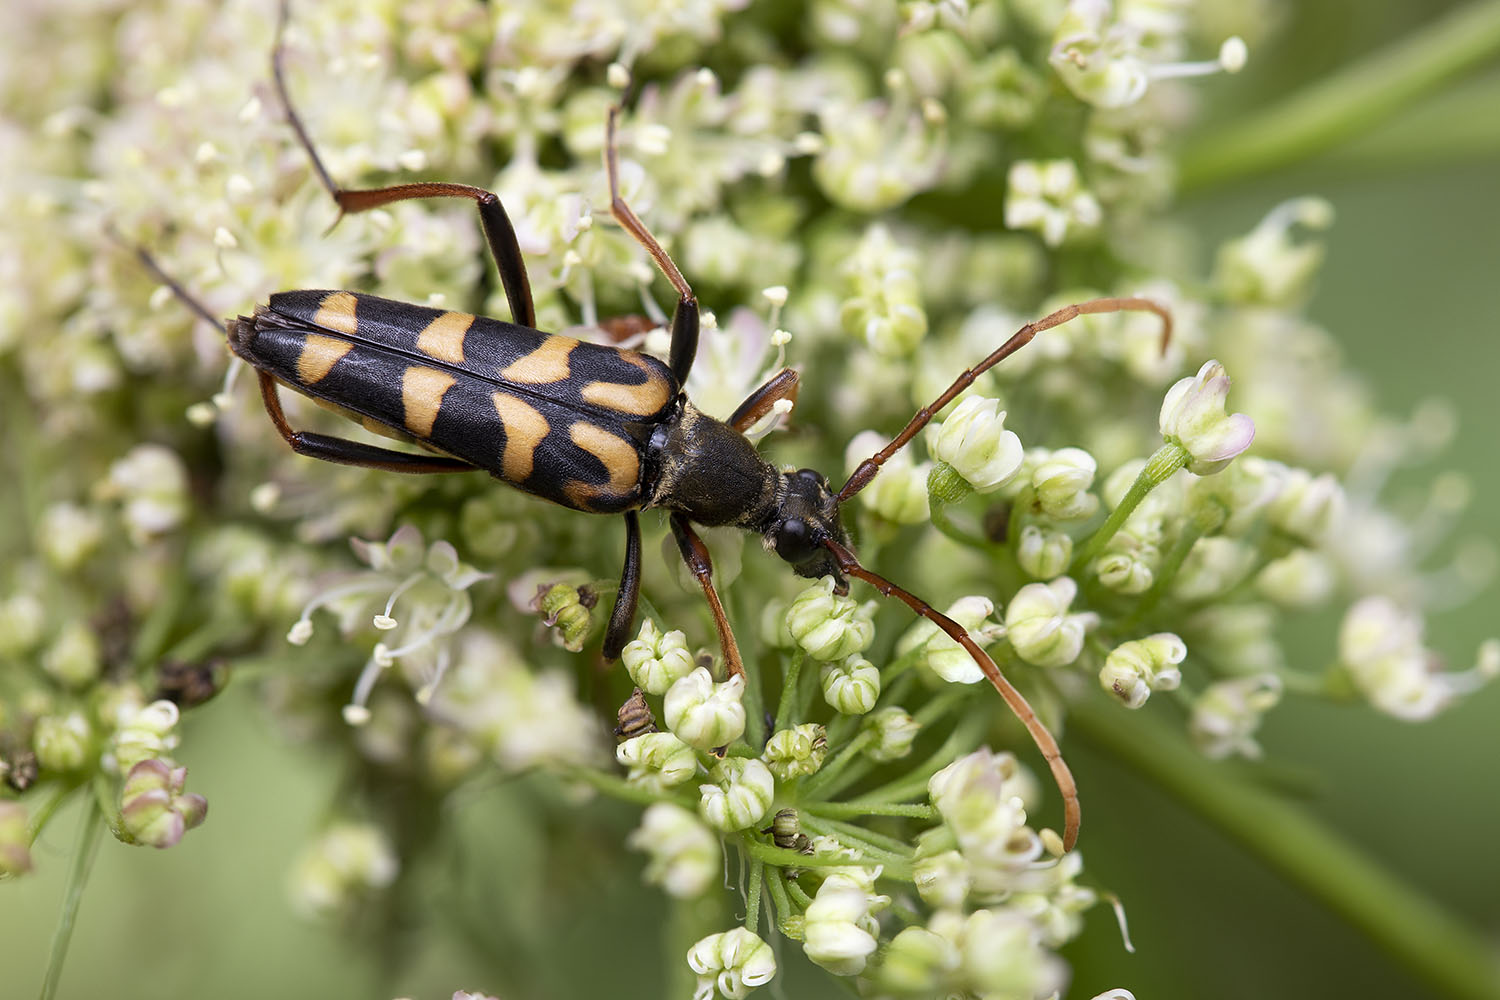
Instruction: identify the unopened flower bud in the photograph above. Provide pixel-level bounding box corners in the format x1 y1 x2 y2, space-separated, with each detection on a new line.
787 577 875 661
803 868 890 975
1214 197 1333 306
1190 675 1283 759
42 621 102 688
39 502 104 571
912 847 970 909
1005 578 1096 667
862 707 921 762
1032 448 1099 520
845 432 932 524
0 593 46 657
617 732 699 791
119 758 208 849
1158 360 1255 475
665 668 747 749
762 723 828 780
867 926 959 994
1266 466 1345 543
895 595 1002 684
33 711 92 772
1099 634 1186 708
927 397 1024 494
698 757 775 831
627 802 719 899
821 655 881 714
1017 525 1072 580
1005 159 1101 248
622 618 696 695
110 699 181 773
686 927 777 1000
1256 549 1336 607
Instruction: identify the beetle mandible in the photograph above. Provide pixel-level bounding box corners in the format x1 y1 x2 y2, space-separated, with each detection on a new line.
136 4 1174 852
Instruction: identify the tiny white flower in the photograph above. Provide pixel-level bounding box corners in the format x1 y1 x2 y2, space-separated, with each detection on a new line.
803 868 890 976
1032 447 1099 520
686 927 776 1000
862 707 921 762
627 803 719 899
927 396 1025 494
288 822 399 919
698 757 775 831
895 595 1003 685
1214 197 1334 306
1158 360 1256 475
665 668 747 749
1099 633 1186 708
1005 578 1097 667
1005 159 1101 248
1338 597 1496 721
845 431 931 524
821 655 881 714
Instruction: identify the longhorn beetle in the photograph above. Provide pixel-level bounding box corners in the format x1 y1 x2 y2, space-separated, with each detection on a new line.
134 5 1172 852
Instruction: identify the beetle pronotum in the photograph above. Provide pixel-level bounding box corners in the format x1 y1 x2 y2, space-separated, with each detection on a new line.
135 3 1172 851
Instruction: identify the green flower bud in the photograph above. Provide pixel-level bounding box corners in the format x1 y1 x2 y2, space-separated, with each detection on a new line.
537 583 595 652
866 926 960 994
119 758 208 849
1031 447 1099 520
617 732 699 792
1190 675 1283 759
762 723 828 780
289 822 399 918
803 868 890 976
1004 159 1101 248
698 757 774 831
1214 197 1333 306
821 655 881 715
0 592 46 658
621 618 695 695
786 577 876 661
109 699 181 774
895 595 1002 685
838 224 928 355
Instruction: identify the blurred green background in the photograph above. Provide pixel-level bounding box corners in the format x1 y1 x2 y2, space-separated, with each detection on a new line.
5 1 1499 998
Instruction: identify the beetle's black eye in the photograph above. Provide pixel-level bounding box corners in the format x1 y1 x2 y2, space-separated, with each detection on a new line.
773 517 817 563
795 468 825 486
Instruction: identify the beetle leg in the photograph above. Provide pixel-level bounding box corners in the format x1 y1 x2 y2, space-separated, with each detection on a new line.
728 368 801 434
270 3 535 328
256 371 476 474
668 514 745 680
602 511 643 660
604 104 700 385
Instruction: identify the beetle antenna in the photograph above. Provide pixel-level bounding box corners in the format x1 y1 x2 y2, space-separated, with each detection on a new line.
837 296 1171 503
822 537 1081 851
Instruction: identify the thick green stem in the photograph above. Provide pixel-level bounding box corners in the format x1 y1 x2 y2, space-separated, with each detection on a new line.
1072 443 1188 571
808 800 935 820
773 652 805 735
40 798 104 1000
1180 0 1500 189
1069 695 1500 1000
744 858 764 933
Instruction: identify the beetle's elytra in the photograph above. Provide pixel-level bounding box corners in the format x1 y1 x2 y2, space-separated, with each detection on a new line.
137 2 1177 852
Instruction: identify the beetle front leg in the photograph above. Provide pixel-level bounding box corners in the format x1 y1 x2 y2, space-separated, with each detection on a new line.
728 369 800 434
602 511 643 660
256 371 476 474
604 105 699 385
271 3 535 328
669 515 744 680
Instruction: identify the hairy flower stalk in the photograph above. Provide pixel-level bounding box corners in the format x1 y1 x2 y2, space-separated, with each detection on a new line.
2 3 1496 1000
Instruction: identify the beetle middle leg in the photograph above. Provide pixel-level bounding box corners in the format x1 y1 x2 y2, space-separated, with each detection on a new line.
604 105 700 386
270 2 535 328
669 514 745 680
602 511 643 660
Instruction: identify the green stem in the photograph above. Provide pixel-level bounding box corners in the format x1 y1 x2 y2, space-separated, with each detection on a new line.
808 800 935 820
1180 0 1500 189
801 813 916 858
773 652 805 735
1069 695 1500 1000
1125 501 1224 626
1072 444 1188 571
566 766 694 810
799 732 873 799
928 499 992 550
39 798 104 1000
785 874 814 909
744 858 764 933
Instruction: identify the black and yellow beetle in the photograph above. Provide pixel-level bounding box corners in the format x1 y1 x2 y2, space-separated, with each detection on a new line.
138 4 1175 851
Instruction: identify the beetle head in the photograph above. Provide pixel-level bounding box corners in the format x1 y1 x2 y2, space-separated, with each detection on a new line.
766 468 850 587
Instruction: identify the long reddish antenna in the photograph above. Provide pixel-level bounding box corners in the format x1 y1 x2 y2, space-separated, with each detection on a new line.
822 538 1081 851
838 296 1171 502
